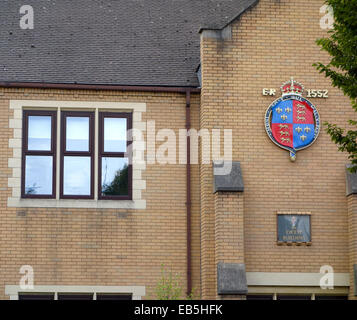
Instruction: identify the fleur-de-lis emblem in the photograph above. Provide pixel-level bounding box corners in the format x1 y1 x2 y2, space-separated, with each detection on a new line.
265 79 321 161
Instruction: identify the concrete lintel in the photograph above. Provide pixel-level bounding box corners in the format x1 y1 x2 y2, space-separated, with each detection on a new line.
217 262 248 295
213 161 244 193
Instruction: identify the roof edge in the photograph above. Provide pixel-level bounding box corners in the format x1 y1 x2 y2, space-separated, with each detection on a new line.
0 81 201 93
198 0 259 33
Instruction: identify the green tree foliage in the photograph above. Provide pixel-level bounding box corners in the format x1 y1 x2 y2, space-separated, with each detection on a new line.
102 164 129 196
154 265 196 300
314 0 357 171
25 183 39 194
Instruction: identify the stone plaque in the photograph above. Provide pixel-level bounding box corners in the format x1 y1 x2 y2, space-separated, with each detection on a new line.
277 214 311 243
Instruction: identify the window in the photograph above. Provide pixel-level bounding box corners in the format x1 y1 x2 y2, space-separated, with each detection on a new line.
60 111 94 199
21 110 57 198
19 293 55 300
6 284 144 300
246 295 274 300
247 294 348 301
96 294 132 300
18 293 132 300
98 112 132 200
21 110 132 200
57 293 94 300
315 295 348 300
277 295 311 300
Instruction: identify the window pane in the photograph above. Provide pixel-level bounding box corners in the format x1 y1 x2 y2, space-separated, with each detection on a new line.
58 294 93 300
315 295 348 300
104 117 127 152
25 156 53 195
96 294 132 300
19 294 55 300
101 157 129 196
246 295 274 300
28 116 52 151
63 156 91 195
66 117 89 151
277 295 311 300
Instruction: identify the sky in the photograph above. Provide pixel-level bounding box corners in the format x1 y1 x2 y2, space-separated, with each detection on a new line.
25 115 128 195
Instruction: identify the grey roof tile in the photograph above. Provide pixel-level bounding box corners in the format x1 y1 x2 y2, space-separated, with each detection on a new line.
0 0 257 87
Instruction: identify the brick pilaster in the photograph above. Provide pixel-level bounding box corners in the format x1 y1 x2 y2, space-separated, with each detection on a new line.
215 192 246 299
346 167 357 300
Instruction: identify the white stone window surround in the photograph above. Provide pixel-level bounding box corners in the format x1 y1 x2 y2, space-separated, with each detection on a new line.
5 285 145 300
8 100 146 209
246 272 350 287
247 272 350 297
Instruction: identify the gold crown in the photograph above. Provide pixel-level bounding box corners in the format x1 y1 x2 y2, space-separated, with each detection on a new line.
281 77 304 96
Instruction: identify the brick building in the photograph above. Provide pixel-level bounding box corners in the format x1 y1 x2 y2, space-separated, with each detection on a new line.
0 0 356 300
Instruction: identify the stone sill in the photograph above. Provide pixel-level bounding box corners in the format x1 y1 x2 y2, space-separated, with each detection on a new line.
7 197 146 209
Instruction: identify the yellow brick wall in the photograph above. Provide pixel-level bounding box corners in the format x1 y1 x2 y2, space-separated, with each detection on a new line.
200 0 353 298
215 192 245 299
0 0 355 301
215 192 244 264
0 87 201 299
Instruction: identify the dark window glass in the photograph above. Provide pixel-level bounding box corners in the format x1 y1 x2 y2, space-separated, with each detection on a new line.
98 112 132 200
315 295 348 300
246 295 274 300
58 294 93 300
19 293 55 300
96 294 132 300
277 295 311 300
60 111 94 199
101 157 129 196
22 111 56 199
